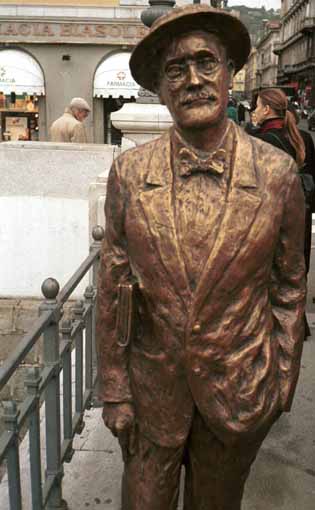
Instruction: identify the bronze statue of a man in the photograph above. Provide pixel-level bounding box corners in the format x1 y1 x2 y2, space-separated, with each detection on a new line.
96 6 306 510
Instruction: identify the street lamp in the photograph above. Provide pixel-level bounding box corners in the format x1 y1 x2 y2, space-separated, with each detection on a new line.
141 0 225 28
141 0 176 28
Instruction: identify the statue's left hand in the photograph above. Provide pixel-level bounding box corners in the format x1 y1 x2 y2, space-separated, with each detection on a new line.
102 402 136 461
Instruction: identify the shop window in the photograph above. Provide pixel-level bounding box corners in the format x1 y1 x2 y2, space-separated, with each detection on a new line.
0 93 39 141
104 97 135 146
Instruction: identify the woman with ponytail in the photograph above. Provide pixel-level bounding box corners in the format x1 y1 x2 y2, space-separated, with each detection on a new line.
253 88 305 166
253 87 311 339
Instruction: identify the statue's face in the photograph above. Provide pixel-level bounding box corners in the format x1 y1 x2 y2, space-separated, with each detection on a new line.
158 31 233 130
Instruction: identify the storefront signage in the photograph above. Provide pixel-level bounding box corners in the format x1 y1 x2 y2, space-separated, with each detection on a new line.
94 52 139 98
0 66 15 85
0 21 148 44
0 49 45 95
106 72 135 88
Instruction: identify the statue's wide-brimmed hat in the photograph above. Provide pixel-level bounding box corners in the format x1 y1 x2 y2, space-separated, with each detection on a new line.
130 5 251 93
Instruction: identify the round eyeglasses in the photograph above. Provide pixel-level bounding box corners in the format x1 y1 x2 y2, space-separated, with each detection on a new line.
164 56 221 82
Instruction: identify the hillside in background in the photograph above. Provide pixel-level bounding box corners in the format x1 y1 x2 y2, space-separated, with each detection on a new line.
227 5 281 45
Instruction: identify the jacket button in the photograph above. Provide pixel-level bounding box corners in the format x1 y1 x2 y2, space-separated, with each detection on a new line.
192 323 201 334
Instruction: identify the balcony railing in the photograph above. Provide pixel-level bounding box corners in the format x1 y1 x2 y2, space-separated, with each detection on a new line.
0 226 104 510
301 17 315 33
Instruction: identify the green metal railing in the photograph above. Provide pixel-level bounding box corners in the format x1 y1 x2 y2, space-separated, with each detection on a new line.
0 226 104 510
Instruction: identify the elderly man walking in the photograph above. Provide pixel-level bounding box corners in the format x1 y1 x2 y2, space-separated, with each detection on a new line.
50 97 90 143
96 5 306 510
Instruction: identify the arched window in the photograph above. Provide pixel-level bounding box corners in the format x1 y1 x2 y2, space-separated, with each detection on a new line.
0 49 45 96
0 49 45 141
94 52 139 145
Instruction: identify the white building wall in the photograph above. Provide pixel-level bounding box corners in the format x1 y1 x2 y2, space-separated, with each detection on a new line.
0 141 117 297
1 196 89 296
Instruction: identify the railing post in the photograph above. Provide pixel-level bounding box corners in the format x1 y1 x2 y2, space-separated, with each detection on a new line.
72 299 85 434
25 367 43 510
60 320 74 463
40 278 67 510
90 226 104 289
90 226 104 370
84 286 94 406
3 401 22 510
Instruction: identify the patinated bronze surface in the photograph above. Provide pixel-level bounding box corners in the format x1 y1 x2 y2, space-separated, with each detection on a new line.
96 6 306 510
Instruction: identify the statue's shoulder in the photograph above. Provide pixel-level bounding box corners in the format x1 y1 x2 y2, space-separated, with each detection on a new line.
115 132 169 170
236 124 296 176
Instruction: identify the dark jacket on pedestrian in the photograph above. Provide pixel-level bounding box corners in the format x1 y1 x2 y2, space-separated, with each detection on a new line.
238 103 246 123
251 118 296 160
227 102 238 123
244 122 260 136
298 128 315 274
251 118 315 275
299 128 315 213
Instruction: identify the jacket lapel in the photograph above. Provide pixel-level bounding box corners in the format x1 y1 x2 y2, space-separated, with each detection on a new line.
193 125 263 314
137 133 191 308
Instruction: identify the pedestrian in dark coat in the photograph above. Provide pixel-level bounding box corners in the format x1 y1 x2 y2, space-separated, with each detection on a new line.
288 105 315 273
252 87 311 339
227 99 238 123
244 110 260 135
237 102 246 125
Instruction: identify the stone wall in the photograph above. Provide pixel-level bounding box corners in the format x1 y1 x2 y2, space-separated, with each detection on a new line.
0 140 115 297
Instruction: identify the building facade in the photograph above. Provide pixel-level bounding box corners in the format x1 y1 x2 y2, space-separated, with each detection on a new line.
275 0 315 105
232 67 246 99
0 0 149 143
255 21 281 89
244 48 258 99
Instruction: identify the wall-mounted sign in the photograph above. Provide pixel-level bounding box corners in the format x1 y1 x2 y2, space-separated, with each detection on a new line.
0 21 148 45
94 52 139 98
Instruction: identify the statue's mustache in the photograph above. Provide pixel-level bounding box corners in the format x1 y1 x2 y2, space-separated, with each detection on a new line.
180 92 217 105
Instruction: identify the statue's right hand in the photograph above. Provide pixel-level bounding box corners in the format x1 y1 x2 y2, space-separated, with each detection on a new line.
102 402 136 460
102 402 135 436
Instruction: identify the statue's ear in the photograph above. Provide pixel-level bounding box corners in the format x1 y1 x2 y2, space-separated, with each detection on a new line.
158 90 165 105
154 76 165 105
227 60 235 88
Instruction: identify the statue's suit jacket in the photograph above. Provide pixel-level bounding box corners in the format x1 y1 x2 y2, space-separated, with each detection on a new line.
96 123 306 448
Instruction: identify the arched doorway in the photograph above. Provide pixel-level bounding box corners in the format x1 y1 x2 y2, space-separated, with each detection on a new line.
93 52 139 145
0 49 45 141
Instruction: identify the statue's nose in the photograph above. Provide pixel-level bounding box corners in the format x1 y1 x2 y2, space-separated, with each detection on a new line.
186 63 202 86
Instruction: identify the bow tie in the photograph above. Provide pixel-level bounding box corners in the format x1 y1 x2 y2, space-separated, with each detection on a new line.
178 147 226 177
